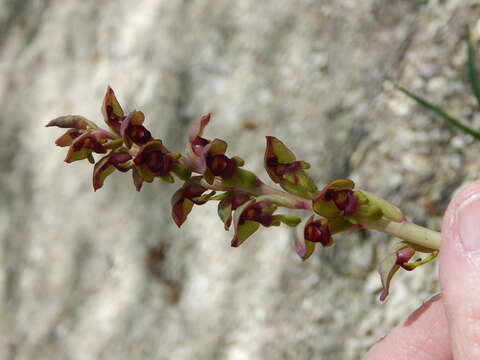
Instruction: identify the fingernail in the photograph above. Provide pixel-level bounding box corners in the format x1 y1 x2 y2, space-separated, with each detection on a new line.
458 193 480 252
423 293 441 305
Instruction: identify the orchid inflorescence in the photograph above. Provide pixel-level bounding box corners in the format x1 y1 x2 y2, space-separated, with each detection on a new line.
47 87 441 301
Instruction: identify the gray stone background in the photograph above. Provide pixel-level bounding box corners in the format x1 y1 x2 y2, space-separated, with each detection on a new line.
0 0 479 359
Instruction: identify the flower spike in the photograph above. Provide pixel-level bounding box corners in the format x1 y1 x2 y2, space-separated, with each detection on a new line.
47 86 443 305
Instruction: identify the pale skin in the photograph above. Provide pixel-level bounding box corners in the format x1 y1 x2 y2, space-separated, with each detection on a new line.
365 181 480 360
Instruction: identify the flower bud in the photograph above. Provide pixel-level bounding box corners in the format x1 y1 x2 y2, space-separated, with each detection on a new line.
231 195 300 247
46 115 91 129
355 190 404 222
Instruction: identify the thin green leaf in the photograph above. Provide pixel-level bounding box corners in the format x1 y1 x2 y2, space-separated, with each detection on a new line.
466 26 480 107
396 85 480 140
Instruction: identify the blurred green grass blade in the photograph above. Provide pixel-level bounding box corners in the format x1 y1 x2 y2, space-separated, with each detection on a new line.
396 85 480 140
466 26 480 107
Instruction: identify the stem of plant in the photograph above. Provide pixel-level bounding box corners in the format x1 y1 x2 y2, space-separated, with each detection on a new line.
363 218 441 250
198 177 313 210
197 176 442 250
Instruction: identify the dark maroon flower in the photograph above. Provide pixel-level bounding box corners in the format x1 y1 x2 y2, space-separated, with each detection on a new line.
217 192 252 230
129 125 151 145
231 199 278 247
132 140 191 188
304 216 333 247
265 155 302 178
378 244 437 301
206 154 238 177
313 179 359 218
183 114 241 183
239 202 275 227
395 248 416 271
120 110 152 148
46 115 101 150
64 131 110 163
323 188 358 216
264 136 318 199
144 151 172 175
133 140 174 181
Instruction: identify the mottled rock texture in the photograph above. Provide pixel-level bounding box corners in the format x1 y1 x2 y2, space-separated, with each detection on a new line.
1 0 479 359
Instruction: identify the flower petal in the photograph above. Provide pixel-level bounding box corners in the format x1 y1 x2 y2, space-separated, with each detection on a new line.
171 195 194 228
92 156 116 191
293 216 317 261
183 114 211 173
170 181 208 227
55 129 82 147
92 151 132 191
209 138 227 155
326 178 355 190
132 167 144 191
231 199 257 247
64 132 108 163
218 196 233 230
120 110 147 148
188 113 211 143
102 87 125 133
378 243 414 301
294 235 316 261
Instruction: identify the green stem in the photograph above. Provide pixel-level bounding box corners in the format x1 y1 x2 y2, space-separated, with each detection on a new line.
362 218 441 250
252 182 313 210
198 175 441 250
197 178 312 210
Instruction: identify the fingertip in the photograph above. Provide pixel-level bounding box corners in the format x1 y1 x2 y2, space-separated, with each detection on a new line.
440 180 480 278
441 181 480 237
440 180 480 359
440 180 480 269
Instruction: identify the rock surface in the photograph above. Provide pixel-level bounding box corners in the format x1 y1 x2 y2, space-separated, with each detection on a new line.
1 0 479 359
